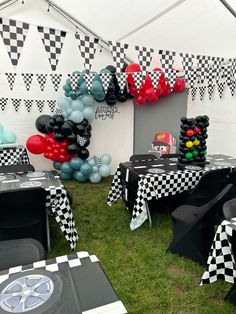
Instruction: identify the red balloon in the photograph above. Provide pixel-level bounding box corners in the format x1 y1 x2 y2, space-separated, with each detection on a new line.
125 63 141 73
173 77 185 93
156 83 164 96
194 126 201 134
135 95 146 106
26 135 46 154
163 81 171 96
186 129 194 137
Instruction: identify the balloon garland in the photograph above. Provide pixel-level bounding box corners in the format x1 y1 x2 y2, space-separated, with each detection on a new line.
0 123 17 144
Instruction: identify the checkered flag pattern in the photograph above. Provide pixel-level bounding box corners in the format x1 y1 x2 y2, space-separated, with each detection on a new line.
180 53 195 83
205 64 216 85
200 218 236 286
135 45 154 72
68 73 80 91
211 57 224 83
45 186 78 250
24 99 33 112
5 73 17 90
132 72 145 91
185 87 190 96
100 72 112 93
229 80 236 96
0 146 29 166
116 72 127 93
107 168 123 205
37 26 66 71
188 68 199 88
47 100 56 113
108 41 129 74
36 73 47 91
197 55 212 84
78 136 89 147
159 49 176 81
221 63 233 85
0 98 8 111
83 72 95 92
191 87 198 101
36 100 45 112
55 108 63 115
149 71 161 91
11 98 21 112
0 18 29 67
199 86 206 101
75 33 99 72
94 155 102 167
50 73 62 92
168 70 177 91
230 58 236 78
217 81 225 99
208 84 215 100
21 73 34 91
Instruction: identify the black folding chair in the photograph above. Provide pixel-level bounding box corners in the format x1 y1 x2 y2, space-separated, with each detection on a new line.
129 154 158 162
0 163 35 173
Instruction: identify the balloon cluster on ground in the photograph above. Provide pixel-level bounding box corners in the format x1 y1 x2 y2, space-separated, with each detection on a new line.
125 64 185 106
178 115 209 165
0 123 16 144
53 154 111 183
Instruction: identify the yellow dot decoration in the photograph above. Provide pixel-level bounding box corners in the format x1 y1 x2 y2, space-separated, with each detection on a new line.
193 139 200 146
186 141 193 148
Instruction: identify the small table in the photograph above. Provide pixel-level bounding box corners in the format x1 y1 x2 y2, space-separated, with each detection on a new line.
108 155 236 230
0 145 29 166
0 170 78 250
0 251 127 313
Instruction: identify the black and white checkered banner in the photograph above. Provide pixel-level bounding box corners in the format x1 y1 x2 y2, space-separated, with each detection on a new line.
50 73 62 92
36 99 45 112
217 81 226 99
47 100 56 113
99 72 112 93
191 87 198 101
188 68 199 88
21 73 34 91
0 98 8 111
206 64 216 85
83 72 95 92
5 72 17 90
37 26 66 71
230 58 236 78
11 98 21 112
36 73 47 91
135 45 154 72
116 72 127 93
180 53 195 84
132 72 145 91
211 57 224 83
199 86 206 101
229 80 236 97
108 41 129 74
0 17 29 67
197 55 212 84
208 84 215 101
185 87 190 96
149 71 161 91
221 63 233 86
159 50 176 90
75 34 99 73
24 99 33 112
68 73 80 91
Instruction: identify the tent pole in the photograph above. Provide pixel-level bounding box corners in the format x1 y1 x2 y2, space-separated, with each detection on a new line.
0 0 19 10
219 0 236 18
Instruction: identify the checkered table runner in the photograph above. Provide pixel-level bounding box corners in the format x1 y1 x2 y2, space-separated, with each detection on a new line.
45 186 78 250
0 146 29 166
200 218 236 285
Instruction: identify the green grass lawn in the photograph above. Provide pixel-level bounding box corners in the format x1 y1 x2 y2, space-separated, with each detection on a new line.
47 177 236 314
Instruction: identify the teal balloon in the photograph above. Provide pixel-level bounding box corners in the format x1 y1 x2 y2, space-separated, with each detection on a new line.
99 164 111 177
71 99 84 111
92 165 99 173
101 154 112 165
0 134 3 144
91 81 103 95
100 68 111 74
94 93 105 102
88 158 96 166
62 112 69 119
83 107 94 121
81 94 94 106
69 91 77 100
3 131 16 143
0 124 4 134
80 82 88 94
53 161 61 170
61 162 74 174
70 157 83 170
63 84 71 93
70 110 84 123
93 73 100 81
64 92 70 97
67 108 73 115
57 97 71 111
80 162 93 176
74 170 88 182
89 172 102 183
60 172 72 180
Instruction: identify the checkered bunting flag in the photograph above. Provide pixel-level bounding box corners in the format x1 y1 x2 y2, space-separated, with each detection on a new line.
21 73 34 91
36 100 45 112
185 87 190 96
217 81 226 99
0 18 29 67
180 53 195 83
68 73 80 91
205 65 216 85
75 34 99 72
191 87 198 101
199 86 206 101
188 68 199 88
24 99 33 112
100 72 112 93
159 49 176 76
108 41 129 73
47 100 56 113
37 26 66 71
11 98 21 112
83 72 95 92
197 55 212 84
36 74 47 91
50 74 62 92
0 98 8 111
116 72 127 93
208 84 215 100
211 57 224 83
135 46 154 72
5 73 17 90
221 63 233 85
132 72 144 91
230 58 236 78
229 80 236 96
149 71 161 91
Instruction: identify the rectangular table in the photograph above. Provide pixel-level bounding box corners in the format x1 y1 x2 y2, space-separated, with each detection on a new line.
0 145 29 166
0 170 78 250
108 155 236 230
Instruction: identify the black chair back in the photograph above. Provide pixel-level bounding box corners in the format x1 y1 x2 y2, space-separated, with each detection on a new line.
223 198 236 220
0 163 35 173
160 153 179 159
129 154 158 162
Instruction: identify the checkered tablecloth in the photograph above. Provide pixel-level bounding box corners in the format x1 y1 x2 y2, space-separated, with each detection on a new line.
108 155 236 230
200 218 236 285
0 145 29 166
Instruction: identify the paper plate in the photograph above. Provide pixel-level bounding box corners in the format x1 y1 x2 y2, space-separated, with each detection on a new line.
185 165 202 171
0 176 6 181
169 158 178 162
147 168 165 174
214 161 231 166
26 171 45 178
20 181 42 188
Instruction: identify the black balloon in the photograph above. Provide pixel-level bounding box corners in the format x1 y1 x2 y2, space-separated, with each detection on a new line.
79 148 89 160
81 119 89 127
82 137 90 148
105 65 116 73
67 144 78 155
61 123 73 136
67 133 77 144
35 115 51 134
53 125 60 133
76 124 86 136
55 116 64 126
54 133 65 142
46 123 54 133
